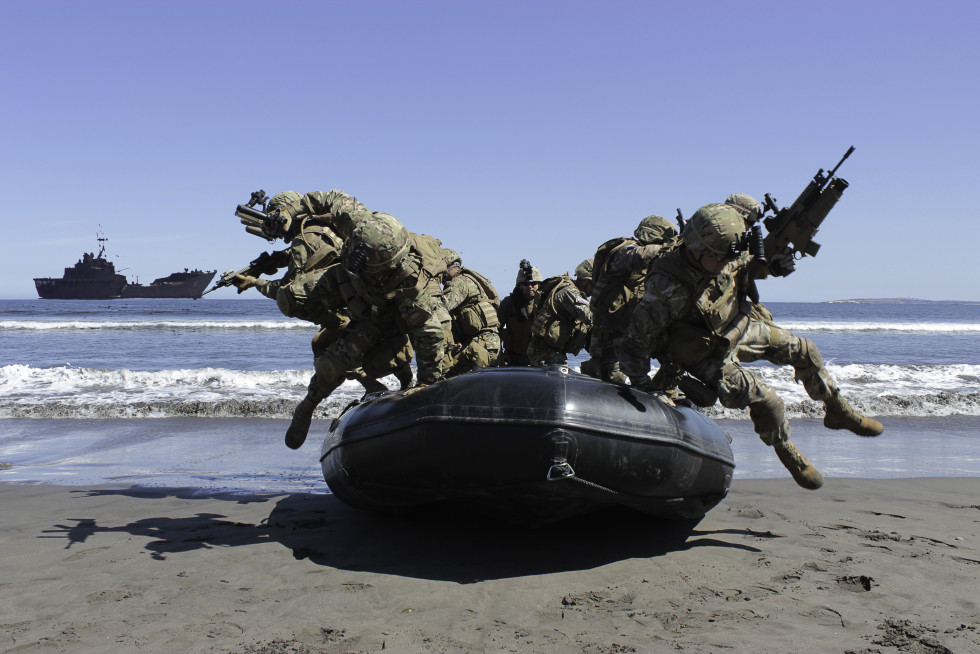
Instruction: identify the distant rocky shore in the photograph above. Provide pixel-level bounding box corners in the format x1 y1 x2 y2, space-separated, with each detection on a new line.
827 297 980 304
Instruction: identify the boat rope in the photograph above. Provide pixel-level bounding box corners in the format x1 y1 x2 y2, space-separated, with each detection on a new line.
546 461 620 495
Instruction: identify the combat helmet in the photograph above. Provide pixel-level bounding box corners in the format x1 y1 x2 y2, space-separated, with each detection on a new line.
343 213 411 277
268 190 302 212
515 259 543 285
633 215 677 245
441 248 462 270
724 193 762 225
574 258 594 282
682 203 745 260
266 191 304 237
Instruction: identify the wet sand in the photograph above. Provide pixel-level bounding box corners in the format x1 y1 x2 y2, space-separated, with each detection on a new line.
1 478 977 653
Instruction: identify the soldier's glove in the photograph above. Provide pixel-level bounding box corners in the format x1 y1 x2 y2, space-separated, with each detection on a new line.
769 252 797 277
233 274 259 290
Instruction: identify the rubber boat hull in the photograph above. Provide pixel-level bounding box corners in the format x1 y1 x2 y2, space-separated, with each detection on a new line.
320 365 735 523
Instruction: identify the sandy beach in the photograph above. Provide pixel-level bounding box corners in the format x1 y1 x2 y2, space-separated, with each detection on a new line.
1 478 977 653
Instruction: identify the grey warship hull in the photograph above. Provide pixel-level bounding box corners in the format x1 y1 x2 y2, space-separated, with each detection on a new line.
34 238 215 300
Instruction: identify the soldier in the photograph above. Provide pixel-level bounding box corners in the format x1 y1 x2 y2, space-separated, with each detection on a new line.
284 213 454 449
232 190 361 321
587 215 677 383
527 259 594 367
496 260 542 366
440 249 502 376
619 203 882 490
234 189 409 392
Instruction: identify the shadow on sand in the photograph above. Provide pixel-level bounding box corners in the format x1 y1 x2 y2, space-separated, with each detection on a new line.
42 486 766 583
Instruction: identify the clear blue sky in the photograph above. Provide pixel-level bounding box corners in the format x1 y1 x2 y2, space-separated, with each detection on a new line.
2 0 977 301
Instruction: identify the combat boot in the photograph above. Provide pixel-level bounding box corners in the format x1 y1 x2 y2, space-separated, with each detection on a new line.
604 361 628 385
394 364 414 391
285 390 325 450
823 391 883 437
773 439 824 490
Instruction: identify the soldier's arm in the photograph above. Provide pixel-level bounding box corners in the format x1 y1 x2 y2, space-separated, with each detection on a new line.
556 286 593 326
252 278 280 300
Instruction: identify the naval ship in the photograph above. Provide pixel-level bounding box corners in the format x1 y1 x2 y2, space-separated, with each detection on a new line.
33 234 216 300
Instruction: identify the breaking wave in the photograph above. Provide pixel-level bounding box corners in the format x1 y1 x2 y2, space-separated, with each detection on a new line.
0 319 305 331
2 363 978 420
5 319 980 334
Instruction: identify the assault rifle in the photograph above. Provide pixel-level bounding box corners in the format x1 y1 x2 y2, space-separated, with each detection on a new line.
761 146 855 268
201 250 288 296
675 208 685 232
235 189 289 242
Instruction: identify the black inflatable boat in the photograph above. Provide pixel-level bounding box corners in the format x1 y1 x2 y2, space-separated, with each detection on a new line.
319 365 734 523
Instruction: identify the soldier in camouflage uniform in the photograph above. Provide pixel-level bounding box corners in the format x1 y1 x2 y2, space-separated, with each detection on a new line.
586 215 677 383
232 190 365 320
284 213 454 449
619 203 883 490
496 260 542 366
440 249 502 376
234 189 410 392
527 259 594 367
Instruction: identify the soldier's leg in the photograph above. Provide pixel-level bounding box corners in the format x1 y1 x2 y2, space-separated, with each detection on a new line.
286 363 344 450
286 323 382 449
693 359 823 489
590 328 627 383
348 368 386 394
392 338 415 390
618 299 660 387
527 338 567 367
737 321 882 437
360 332 415 391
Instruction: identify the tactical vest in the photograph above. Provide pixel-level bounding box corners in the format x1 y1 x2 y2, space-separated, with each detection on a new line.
530 275 589 353
655 252 751 366
344 233 448 332
451 268 501 338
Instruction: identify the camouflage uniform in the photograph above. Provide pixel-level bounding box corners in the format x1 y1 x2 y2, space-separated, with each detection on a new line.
440 250 502 376
236 189 369 321
587 215 676 383
236 190 410 392
496 261 542 366
527 259 594 367
619 203 882 490
284 213 454 449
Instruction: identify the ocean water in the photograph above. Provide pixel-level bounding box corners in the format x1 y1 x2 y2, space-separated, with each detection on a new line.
1 298 979 492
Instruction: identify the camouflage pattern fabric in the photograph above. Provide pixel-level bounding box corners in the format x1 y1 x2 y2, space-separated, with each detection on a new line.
527 275 592 367
589 238 670 381
442 268 501 375
497 287 535 366
620 245 844 446
310 242 452 388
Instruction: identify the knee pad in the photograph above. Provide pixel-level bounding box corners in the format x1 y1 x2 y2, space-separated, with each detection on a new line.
313 354 347 389
796 337 825 371
715 363 759 409
794 337 836 401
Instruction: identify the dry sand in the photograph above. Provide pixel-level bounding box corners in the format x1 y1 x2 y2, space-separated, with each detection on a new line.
1 478 977 653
